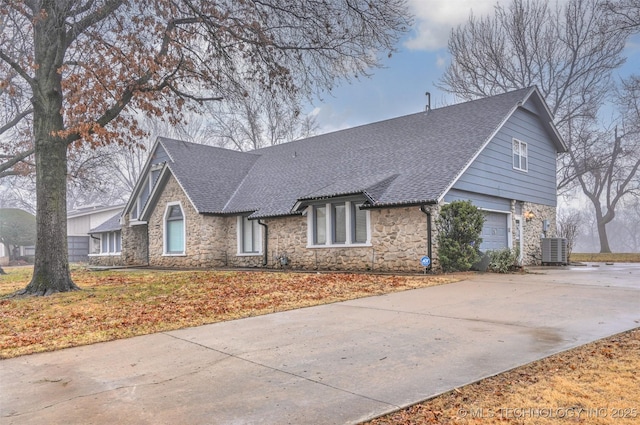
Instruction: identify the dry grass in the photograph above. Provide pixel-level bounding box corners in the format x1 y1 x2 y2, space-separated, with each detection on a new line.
571 252 640 263
368 329 640 424
0 266 462 359
2 265 638 424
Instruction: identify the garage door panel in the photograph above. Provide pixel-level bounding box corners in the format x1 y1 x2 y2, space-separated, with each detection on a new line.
480 212 508 251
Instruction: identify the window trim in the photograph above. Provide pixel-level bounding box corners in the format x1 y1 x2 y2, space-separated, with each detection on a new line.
237 215 263 256
163 201 186 256
513 138 528 172
131 164 163 222
89 231 122 256
307 199 371 248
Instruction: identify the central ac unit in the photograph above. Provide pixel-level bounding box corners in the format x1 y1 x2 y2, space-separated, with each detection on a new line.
541 238 567 265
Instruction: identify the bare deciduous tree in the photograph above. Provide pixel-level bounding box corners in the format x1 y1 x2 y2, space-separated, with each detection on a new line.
438 0 637 253
1 0 411 295
570 77 640 253
557 208 583 262
604 0 640 32
206 88 318 152
439 0 626 135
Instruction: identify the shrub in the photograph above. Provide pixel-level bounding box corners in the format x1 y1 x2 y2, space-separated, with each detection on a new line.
487 248 519 273
436 200 484 272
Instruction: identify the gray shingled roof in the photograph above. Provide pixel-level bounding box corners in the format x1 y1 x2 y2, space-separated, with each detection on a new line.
152 87 561 218
88 210 123 233
158 138 260 213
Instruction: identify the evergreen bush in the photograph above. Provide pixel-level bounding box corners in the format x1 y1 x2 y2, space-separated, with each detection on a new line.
487 248 519 273
436 200 484 272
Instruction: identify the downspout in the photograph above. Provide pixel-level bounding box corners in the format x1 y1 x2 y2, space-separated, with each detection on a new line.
90 234 100 255
420 205 433 271
258 219 268 267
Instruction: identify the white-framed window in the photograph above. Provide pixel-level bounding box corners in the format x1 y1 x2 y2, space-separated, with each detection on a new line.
513 139 528 171
308 200 370 247
131 165 162 221
237 215 262 255
91 231 121 255
164 202 185 255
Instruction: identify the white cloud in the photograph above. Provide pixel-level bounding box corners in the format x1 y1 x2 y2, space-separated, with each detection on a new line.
405 0 501 51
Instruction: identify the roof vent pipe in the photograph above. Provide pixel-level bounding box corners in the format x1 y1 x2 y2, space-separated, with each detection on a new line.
425 91 431 112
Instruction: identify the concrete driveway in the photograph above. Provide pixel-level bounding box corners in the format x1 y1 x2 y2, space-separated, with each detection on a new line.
2 264 640 424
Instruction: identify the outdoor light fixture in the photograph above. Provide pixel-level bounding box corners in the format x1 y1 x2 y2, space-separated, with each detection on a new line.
524 210 536 222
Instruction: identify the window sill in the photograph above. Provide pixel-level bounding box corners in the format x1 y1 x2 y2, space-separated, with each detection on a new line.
89 253 121 257
163 253 186 257
236 252 263 257
307 243 372 249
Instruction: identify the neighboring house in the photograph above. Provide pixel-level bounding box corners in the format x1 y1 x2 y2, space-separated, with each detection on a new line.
0 243 7 266
88 210 124 266
0 244 35 266
67 204 125 262
91 87 567 272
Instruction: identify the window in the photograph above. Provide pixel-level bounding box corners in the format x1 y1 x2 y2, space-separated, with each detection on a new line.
309 200 370 247
352 202 368 243
513 139 528 171
165 203 185 255
332 203 346 244
314 205 326 245
239 216 261 254
131 165 162 221
93 231 121 255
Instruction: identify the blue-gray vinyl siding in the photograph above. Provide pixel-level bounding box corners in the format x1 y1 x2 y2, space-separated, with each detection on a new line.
451 104 558 207
444 189 511 212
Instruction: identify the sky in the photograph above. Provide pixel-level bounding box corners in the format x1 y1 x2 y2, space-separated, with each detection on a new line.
309 0 640 134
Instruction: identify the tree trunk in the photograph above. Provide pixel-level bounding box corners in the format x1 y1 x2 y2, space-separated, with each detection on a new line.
597 218 612 253
23 1 79 295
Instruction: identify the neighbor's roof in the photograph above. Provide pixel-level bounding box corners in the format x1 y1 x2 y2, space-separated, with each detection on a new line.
142 87 565 219
88 210 123 233
68 204 125 219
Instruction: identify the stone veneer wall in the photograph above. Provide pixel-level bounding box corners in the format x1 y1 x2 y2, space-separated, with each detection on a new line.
147 176 228 268
133 173 441 272
521 201 558 265
251 206 439 272
121 219 148 266
88 254 125 267
119 177 556 271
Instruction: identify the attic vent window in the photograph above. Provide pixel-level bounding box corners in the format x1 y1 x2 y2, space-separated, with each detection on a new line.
513 139 528 172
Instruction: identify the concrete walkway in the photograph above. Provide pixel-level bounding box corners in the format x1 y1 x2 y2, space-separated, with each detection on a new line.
2 264 640 425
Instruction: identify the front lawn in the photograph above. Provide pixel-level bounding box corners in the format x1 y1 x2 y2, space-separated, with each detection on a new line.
0 266 461 358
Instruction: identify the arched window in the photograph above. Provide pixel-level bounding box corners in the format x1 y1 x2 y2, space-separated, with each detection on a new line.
164 203 185 255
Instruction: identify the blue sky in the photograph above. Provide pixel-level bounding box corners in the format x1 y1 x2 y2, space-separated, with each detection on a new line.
310 0 640 133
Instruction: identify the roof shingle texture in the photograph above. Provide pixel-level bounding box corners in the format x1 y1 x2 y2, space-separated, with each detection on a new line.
159 88 533 218
88 210 123 233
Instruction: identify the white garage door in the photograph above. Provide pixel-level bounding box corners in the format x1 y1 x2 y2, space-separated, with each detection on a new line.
480 212 509 252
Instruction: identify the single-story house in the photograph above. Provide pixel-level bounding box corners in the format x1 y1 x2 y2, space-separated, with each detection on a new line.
67 204 126 262
87 209 124 266
91 87 567 272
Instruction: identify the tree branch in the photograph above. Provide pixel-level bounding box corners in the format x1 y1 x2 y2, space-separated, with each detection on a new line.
0 108 33 136
0 148 35 178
